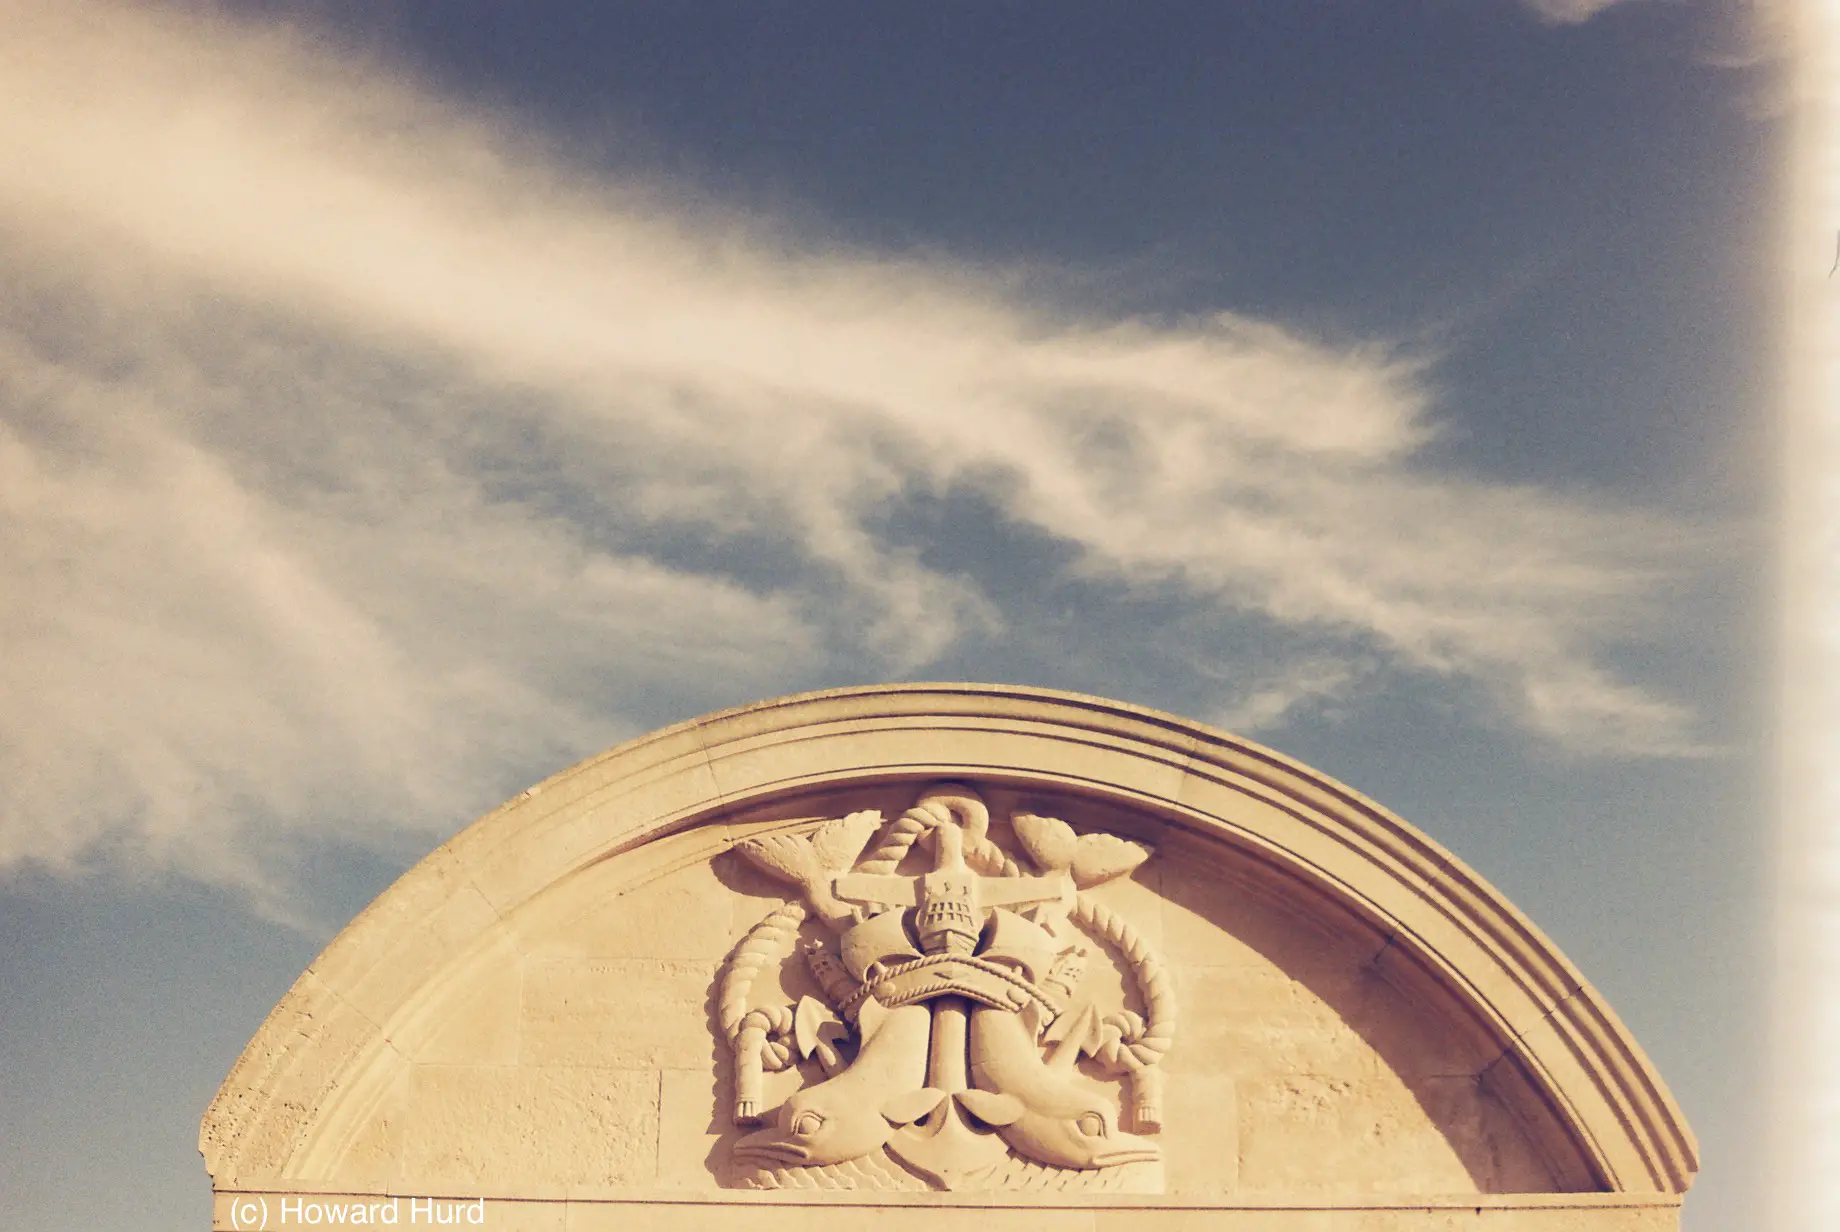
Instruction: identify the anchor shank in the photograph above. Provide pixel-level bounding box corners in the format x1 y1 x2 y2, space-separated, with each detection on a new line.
928 995 970 1093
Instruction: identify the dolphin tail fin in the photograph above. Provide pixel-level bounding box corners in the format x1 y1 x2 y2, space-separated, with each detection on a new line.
1013 813 1078 872
735 832 822 891
811 810 883 873
1070 832 1151 888
737 811 883 895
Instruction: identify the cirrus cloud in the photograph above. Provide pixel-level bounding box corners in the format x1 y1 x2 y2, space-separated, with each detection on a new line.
1518 0 1649 25
0 2 1714 912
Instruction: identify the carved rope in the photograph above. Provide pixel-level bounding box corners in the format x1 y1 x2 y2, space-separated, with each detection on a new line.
963 830 1023 878
858 785 999 874
719 897 808 1047
719 897 807 1123
1069 892 1174 1132
1069 894 1174 1070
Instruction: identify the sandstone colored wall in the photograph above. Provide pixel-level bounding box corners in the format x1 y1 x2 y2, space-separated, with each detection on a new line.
203 686 1692 1231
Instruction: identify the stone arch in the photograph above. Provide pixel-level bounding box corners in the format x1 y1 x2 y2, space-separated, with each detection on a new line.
201 684 1695 1223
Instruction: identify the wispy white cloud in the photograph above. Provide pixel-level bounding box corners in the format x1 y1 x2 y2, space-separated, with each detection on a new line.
0 325 816 909
0 3 1713 909
1210 657 1372 734
1518 0 1648 25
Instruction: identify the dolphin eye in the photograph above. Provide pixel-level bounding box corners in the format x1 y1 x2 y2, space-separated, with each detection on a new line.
791 1111 825 1137
1077 1112 1106 1138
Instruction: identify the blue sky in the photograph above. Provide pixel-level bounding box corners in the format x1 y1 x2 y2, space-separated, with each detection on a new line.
0 2 1787 1228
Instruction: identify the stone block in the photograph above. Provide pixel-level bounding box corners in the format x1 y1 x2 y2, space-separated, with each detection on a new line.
1236 1074 1478 1194
1327 1211 1486 1232
1344 948 1505 1078
444 724 721 918
471 1200 568 1231
395 1066 659 1189
403 935 523 1066
1472 1208 1679 1231
521 958 719 1069
1159 839 1388 975
512 850 740 964
1174 964 1388 1083
656 1066 725 1189
561 1204 1104 1232
1097 1214 1334 1232
203 969 392 1183
1160 1072 1239 1194
325 1066 408 1190
305 845 504 1030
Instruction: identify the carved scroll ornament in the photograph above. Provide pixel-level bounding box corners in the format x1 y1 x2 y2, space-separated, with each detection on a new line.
715 783 1175 1192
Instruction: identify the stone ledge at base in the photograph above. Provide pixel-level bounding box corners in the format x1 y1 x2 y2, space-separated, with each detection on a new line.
213 1190 1684 1232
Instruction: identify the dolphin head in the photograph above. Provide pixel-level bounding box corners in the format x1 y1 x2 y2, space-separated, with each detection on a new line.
1002 1101 1162 1170
731 1085 893 1168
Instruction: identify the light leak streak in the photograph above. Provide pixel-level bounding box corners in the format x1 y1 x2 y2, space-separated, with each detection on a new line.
1779 0 1840 1227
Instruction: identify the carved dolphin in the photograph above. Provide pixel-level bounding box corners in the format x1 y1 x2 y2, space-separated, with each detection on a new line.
731 999 931 1168
962 1003 1159 1170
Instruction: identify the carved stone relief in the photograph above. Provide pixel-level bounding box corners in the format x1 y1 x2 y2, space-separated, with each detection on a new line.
715 782 1175 1192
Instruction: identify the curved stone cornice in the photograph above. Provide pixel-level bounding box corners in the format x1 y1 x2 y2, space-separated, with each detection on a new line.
199 683 1697 1195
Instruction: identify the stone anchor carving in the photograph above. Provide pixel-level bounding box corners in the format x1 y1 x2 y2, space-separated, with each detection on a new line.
716 784 1175 1191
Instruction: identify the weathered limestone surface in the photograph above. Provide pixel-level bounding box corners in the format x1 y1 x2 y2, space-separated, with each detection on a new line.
201 685 1695 1230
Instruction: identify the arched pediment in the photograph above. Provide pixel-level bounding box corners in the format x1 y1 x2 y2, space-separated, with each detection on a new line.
201 684 1695 1225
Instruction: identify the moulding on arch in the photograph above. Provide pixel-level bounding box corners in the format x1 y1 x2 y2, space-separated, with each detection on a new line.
198 683 1698 1200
